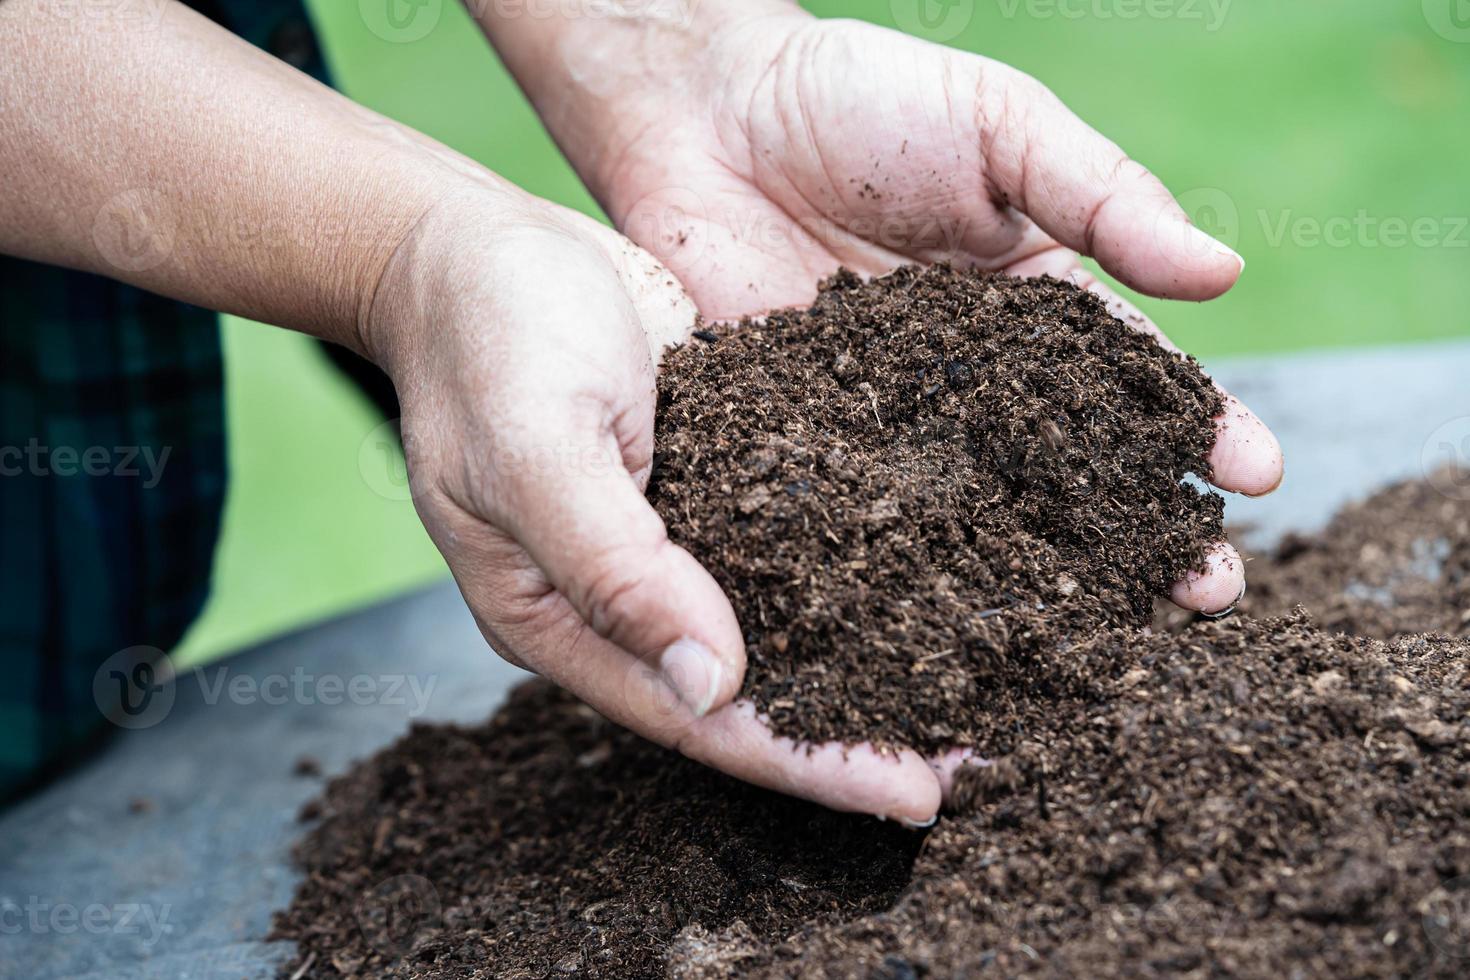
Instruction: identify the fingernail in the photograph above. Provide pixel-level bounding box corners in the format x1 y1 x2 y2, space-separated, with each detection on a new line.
1185 223 1244 273
659 638 722 718
1203 580 1248 620
877 812 938 830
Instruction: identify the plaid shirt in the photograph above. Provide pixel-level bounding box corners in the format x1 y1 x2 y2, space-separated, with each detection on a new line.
0 0 333 799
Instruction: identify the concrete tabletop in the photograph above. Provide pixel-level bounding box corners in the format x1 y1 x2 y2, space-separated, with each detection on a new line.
2 340 1466 980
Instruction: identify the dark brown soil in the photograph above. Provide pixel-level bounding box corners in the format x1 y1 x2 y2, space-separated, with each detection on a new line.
650 265 1223 751
273 615 1470 979
272 268 1470 978
1240 472 1470 639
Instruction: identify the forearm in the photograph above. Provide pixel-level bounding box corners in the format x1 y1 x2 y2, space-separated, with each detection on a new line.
0 0 513 357
467 0 805 199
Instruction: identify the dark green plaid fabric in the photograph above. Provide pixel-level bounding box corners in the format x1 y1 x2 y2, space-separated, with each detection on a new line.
0 0 333 799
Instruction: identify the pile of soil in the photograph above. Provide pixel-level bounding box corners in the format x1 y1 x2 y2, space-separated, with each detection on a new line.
1240 473 1470 638
650 265 1223 750
272 268 1470 978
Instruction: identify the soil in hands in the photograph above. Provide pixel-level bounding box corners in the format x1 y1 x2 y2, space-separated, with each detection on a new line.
650 264 1223 752
273 268 1470 979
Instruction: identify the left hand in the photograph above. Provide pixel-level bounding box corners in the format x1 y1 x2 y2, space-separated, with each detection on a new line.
576 9 1283 613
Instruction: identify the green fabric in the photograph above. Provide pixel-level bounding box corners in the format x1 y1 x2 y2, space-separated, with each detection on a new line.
0 0 332 799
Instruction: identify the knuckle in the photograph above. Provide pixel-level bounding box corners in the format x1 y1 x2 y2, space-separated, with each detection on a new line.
573 540 666 644
985 66 1056 127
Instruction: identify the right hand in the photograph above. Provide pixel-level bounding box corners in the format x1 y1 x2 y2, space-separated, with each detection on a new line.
366 186 952 824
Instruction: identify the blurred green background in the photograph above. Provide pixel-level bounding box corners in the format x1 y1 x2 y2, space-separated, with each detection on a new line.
174 0 1470 665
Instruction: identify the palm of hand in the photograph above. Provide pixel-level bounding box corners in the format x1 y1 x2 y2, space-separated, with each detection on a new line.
607 19 1133 320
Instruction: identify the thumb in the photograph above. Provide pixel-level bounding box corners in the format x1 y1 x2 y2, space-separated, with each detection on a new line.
973 64 1243 300
497 417 746 719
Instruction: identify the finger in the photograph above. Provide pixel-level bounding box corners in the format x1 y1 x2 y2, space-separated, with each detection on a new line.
495 409 744 713
1170 541 1246 615
482 285 743 719
463 564 943 823
684 702 943 825
974 65 1243 301
929 747 978 803
1000 250 1284 497
1209 394 1284 497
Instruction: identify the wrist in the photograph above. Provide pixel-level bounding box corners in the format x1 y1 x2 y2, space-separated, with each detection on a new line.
475 0 811 202
361 175 617 399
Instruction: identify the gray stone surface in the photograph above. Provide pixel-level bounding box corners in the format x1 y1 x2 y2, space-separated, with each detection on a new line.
1 340 1466 979
0 585 529 980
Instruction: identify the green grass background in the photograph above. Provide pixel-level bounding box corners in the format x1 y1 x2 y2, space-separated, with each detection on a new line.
173 0 1470 665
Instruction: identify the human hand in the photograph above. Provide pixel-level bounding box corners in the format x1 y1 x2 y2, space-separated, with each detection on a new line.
366 188 954 823
556 8 1283 615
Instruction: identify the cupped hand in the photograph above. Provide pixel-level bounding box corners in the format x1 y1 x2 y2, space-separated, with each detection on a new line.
586 11 1283 617
365 188 948 824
